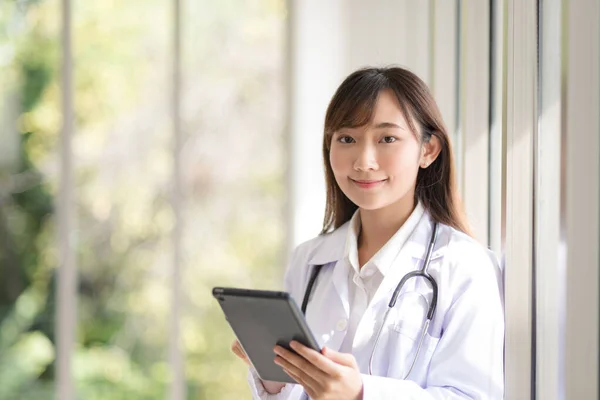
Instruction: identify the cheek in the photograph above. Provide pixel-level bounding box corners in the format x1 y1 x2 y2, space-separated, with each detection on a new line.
384 147 420 179
329 148 348 176
388 155 418 173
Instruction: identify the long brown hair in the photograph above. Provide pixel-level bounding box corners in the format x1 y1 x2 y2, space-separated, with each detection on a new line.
321 66 471 236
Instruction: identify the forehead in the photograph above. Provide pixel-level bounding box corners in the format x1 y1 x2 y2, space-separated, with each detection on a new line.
337 90 411 133
370 89 410 126
326 86 418 136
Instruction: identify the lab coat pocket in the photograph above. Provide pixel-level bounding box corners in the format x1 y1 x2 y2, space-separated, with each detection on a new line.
384 292 440 384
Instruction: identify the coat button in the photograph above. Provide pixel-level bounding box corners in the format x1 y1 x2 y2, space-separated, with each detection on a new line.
336 318 348 331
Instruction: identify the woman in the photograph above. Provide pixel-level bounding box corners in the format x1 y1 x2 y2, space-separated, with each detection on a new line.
232 66 504 399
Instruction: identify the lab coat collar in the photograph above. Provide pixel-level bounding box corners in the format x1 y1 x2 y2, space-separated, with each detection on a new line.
403 211 449 261
343 202 425 277
307 209 448 267
306 222 349 266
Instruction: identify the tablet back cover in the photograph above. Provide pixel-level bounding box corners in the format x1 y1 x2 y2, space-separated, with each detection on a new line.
213 288 320 383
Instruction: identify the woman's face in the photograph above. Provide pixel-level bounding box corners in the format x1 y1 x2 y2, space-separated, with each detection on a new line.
329 89 424 212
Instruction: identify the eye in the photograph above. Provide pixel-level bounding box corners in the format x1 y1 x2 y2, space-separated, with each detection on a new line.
381 136 397 144
337 136 355 144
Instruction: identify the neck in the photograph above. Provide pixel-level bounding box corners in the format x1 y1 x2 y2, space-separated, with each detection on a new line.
358 195 416 254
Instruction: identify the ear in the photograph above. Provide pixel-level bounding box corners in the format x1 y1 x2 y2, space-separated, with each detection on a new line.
419 135 442 168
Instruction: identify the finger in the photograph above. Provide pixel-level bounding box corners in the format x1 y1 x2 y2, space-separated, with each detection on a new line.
322 346 357 368
274 355 321 392
289 341 343 377
274 346 322 375
283 367 317 399
281 366 304 385
231 342 250 365
231 341 242 356
233 346 246 360
273 346 310 368
232 340 243 353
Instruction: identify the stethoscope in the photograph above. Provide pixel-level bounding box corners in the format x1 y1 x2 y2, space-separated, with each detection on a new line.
300 221 439 379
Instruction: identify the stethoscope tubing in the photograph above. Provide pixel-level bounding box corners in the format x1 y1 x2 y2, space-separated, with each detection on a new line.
368 222 439 377
301 221 440 379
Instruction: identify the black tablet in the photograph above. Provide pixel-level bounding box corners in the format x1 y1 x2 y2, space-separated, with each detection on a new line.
212 287 322 383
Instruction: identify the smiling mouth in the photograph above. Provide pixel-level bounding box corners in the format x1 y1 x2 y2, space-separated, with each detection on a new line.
350 178 387 189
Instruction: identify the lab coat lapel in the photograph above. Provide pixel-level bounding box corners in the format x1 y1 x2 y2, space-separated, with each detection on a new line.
369 214 438 309
370 246 417 308
305 224 350 351
309 261 349 352
330 258 350 317
307 222 351 319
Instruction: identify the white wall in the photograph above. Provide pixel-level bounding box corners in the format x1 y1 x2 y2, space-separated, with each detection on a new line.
287 0 438 249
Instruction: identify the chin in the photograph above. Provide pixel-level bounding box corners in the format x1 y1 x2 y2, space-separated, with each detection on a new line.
347 197 390 211
345 190 412 212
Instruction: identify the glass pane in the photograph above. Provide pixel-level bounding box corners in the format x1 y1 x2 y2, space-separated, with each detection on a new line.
73 0 171 398
181 0 287 398
0 0 61 398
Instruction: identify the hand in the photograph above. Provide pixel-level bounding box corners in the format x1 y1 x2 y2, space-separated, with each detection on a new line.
273 341 363 400
231 339 251 366
231 340 286 394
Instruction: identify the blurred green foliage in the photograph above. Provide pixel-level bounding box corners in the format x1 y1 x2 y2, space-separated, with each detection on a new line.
0 2 57 399
0 0 287 398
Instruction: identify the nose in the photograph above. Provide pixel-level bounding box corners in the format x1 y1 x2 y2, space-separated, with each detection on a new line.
353 142 379 171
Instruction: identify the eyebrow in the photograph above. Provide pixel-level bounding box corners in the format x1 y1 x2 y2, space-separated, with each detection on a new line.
372 122 406 130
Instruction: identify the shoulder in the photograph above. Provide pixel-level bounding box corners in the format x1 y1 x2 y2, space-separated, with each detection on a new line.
283 221 350 295
445 228 499 268
439 225 503 292
289 220 351 266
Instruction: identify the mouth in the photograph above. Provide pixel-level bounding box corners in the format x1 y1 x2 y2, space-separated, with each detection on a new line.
349 178 387 189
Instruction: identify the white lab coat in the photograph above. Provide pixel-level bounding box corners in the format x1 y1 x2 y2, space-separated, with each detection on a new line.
247 211 504 399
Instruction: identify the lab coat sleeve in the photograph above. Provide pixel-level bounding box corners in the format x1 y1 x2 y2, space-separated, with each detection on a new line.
246 367 304 400
361 242 504 400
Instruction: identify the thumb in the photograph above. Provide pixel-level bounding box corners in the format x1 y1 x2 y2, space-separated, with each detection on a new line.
322 347 356 368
